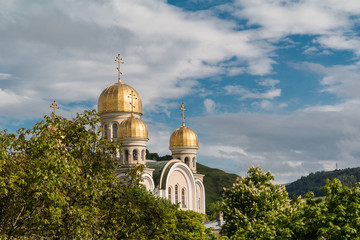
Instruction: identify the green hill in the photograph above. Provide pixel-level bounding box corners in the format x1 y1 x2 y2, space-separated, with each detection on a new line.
196 163 239 206
286 167 360 197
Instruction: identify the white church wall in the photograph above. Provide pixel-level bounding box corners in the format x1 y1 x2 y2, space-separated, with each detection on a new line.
165 162 196 211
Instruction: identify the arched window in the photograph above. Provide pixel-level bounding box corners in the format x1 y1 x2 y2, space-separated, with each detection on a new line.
185 157 189 165
175 185 179 204
142 150 145 161
133 150 138 161
192 157 196 168
125 150 129 163
181 188 186 207
112 123 118 138
104 124 108 139
168 187 172 203
120 150 123 163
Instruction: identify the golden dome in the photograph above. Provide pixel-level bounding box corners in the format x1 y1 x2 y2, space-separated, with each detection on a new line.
98 82 142 115
118 115 149 140
169 125 198 148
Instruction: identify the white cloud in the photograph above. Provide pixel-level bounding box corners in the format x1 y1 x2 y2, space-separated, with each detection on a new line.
0 89 23 106
251 100 287 110
200 145 249 159
193 102 360 183
298 61 360 99
0 0 276 121
146 122 173 156
2 0 360 122
231 0 358 37
258 78 280 87
260 100 271 109
227 0 360 59
0 73 11 80
204 98 215 114
302 99 360 113
316 34 360 56
224 85 281 100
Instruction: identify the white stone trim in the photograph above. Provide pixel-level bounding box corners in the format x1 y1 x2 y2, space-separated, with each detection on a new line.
195 179 206 214
141 172 155 192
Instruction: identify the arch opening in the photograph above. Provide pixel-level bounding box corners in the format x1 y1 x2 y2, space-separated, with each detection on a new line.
133 149 138 161
112 123 118 138
185 157 189 166
125 150 129 163
181 187 186 208
175 184 179 204
168 187 172 203
104 124 108 139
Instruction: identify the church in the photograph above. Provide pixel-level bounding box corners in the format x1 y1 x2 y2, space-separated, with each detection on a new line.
97 55 206 214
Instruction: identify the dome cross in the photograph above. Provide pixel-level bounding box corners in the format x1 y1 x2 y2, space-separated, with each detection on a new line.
50 100 59 117
115 54 124 83
180 103 186 126
128 90 137 115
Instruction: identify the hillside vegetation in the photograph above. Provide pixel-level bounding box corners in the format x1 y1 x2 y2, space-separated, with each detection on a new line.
286 167 360 197
197 163 239 206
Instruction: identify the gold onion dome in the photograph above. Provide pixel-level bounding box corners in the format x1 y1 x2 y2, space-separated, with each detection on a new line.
98 82 143 115
170 103 198 148
169 126 198 148
118 115 149 140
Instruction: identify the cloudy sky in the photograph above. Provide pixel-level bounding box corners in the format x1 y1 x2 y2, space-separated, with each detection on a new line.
1 0 360 183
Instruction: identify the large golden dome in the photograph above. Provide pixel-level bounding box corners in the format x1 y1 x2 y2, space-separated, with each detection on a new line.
169 125 198 148
98 82 142 115
118 115 149 140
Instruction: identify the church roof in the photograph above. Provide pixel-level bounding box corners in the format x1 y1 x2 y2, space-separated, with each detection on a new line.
146 160 181 189
98 82 142 115
169 103 198 149
169 125 198 148
118 115 148 139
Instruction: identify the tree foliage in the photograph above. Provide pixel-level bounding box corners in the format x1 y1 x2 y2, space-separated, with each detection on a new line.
221 166 360 240
291 179 360 240
0 110 215 239
221 166 301 239
207 200 223 221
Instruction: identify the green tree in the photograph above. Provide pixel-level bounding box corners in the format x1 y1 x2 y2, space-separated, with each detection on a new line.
0 110 118 238
0 110 215 239
171 209 216 240
221 166 299 239
294 179 360 240
207 200 223 221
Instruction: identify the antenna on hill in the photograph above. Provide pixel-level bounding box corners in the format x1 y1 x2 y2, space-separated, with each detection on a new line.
336 162 338 170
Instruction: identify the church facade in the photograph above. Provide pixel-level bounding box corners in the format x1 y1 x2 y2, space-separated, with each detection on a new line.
96 55 205 213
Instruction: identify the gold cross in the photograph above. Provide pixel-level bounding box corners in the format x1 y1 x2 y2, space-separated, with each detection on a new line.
180 103 186 126
115 54 124 83
50 100 59 117
128 90 137 115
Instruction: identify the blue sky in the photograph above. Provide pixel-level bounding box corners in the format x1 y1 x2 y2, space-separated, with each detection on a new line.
1 0 360 183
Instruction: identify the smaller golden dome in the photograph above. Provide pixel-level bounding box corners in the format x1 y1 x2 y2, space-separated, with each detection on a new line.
169 126 198 148
118 115 149 140
98 82 142 115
